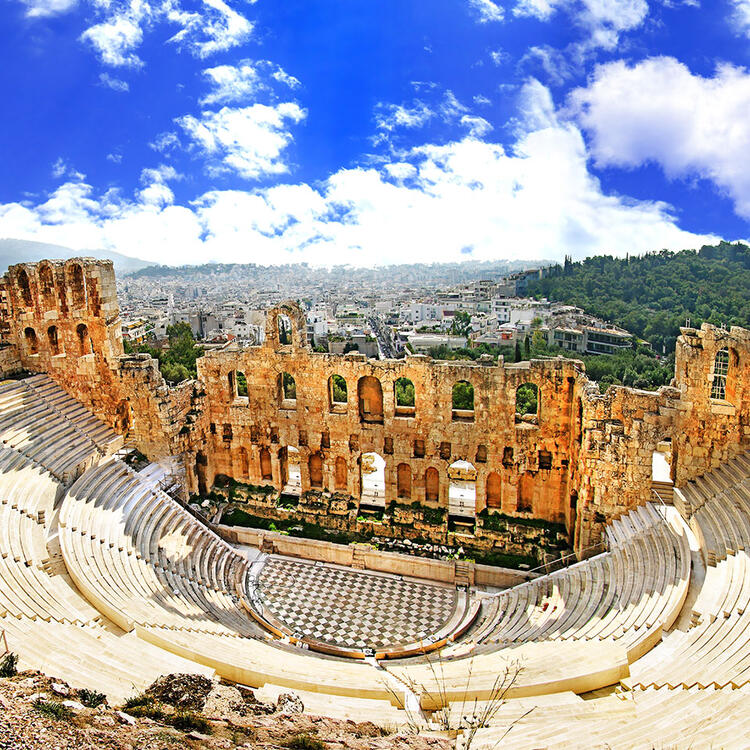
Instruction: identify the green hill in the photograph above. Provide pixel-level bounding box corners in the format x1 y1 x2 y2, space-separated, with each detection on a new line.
527 241 750 354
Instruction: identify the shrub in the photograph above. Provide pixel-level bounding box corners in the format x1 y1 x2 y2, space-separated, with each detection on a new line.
129 702 165 720
0 652 18 677
170 710 212 734
124 692 154 709
78 688 106 708
287 734 325 750
33 698 73 721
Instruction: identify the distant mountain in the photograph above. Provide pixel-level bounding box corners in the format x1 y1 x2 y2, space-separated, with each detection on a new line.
0 239 156 275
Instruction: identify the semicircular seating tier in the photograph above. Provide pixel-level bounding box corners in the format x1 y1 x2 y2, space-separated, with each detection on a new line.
0 375 122 484
625 450 750 690
384 502 691 709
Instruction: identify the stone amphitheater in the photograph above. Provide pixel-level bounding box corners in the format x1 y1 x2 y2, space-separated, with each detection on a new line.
0 257 749 748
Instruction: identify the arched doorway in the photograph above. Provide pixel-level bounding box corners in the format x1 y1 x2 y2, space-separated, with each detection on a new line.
360 452 386 508
448 460 477 520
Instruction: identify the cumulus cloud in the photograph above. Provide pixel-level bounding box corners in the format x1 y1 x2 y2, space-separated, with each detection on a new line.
17 0 77 17
0 81 714 267
200 60 300 106
165 0 253 58
729 0 750 34
468 0 505 23
514 0 649 52
375 101 435 133
99 72 130 91
569 56 750 217
80 10 146 68
177 103 307 180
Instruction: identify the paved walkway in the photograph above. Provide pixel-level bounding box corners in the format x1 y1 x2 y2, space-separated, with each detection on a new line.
252 556 458 650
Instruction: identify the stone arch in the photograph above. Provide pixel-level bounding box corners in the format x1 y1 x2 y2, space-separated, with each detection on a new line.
394 377 415 417
69 263 86 308
76 323 92 356
47 325 61 355
229 370 248 399
196 451 208 496
425 466 439 503
238 447 249 479
260 447 273 481
360 452 385 507
710 348 730 401
517 472 534 513
448 460 477 518
24 327 38 355
17 269 32 307
309 452 324 488
486 471 502 508
278 372 296 404
397 463 412 499
39 263 55 301
358 376 383 423
516 382 539 422
278 313 292 345
281 446 301 493
334 456 348 491
452 380 474 421
329 374 348 410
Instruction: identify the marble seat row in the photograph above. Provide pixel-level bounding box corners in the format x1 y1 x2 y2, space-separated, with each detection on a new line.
0 379 106 483
473 503 689 662
22 374 122 455
457 684 750 749
59 459 257 637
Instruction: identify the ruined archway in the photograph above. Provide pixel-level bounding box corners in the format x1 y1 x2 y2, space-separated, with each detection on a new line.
448 460 477 519
486 471 502 508
24 327 38 355
358 376 383 424
260 447 273 481
334 456 348 491
425 466 439 503
360 452 385 508
397 463 412 499
309 452 324 488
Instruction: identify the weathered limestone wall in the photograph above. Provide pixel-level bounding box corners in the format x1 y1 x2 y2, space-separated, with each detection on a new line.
673 324 750 482
3 259 750 560
191 304 585 533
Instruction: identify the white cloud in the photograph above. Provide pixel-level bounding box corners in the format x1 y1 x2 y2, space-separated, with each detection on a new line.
468 0 505 23
200 60 300 106
0 81 714 267
514 0 649 51
99 72 130 91
165 0 253 58
569 56 750 217
460 115 492 137
18 0 77 17
177 103 307 180
375 102 435 133
150 132 181 153
729 0 750 34
80 3 147 68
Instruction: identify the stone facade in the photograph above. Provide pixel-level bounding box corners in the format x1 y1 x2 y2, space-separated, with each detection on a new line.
2 258 749 558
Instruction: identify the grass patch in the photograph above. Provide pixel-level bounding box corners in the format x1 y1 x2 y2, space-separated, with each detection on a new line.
473 549 538 569
78 688 106 708
170 710 212 734
287 734 325 750
33 699 74 721
0 652 18 677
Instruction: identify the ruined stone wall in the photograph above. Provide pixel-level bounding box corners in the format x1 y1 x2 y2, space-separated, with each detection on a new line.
1 259 186 459
672 324 750 482
191 303 585 533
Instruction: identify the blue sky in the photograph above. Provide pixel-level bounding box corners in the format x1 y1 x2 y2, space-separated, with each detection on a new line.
2 0 750 266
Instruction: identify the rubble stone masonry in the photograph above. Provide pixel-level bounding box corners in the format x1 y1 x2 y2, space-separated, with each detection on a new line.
2 259 748 557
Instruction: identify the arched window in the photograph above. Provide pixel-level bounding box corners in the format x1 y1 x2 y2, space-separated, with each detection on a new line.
278 314 292 345
397 463 412 499
394 377 415 417
516 383 539 422
17 269 32 307
24 327 38 355
335 456 348 491
70 263 86 308
278 372 296 404
76 323 92 356
229 370 248 400
486 471 502 508
517 473 534 513
711 348 730 400
260 448 273 481
47 325 61 355
452 380 474 421
425 467 439 503
309 452 324 488
39 264 55 301
239 447 249 478
358 376 383 423
329 374 347 410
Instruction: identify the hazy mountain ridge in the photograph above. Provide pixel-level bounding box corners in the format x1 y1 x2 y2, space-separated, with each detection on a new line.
0 239 155 274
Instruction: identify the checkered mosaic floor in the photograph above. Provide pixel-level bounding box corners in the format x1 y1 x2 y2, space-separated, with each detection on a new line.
254 557 458 649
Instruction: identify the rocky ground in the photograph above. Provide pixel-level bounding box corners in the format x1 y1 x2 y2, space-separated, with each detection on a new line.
0 670 453 750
